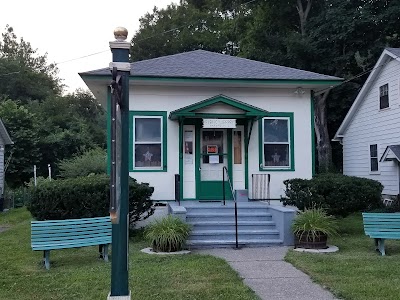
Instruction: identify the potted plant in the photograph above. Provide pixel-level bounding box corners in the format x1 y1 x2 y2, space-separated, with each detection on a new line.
144 215 191 252
292 207 338 249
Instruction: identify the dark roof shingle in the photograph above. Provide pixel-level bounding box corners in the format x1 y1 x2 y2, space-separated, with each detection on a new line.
80 50 341 81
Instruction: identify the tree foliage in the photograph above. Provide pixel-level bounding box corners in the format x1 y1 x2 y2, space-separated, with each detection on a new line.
58 148 106 179
0 99 40 186
131 1 242 61
27 92 106 176
0 25 61 102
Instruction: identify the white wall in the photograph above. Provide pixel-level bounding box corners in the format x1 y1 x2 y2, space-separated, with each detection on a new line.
343 59 400 195
129 84 313 200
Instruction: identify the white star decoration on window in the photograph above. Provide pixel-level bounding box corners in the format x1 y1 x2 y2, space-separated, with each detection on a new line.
272 152 280 163
143 150 153 162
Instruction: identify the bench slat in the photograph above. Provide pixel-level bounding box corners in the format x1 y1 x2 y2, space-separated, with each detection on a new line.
31 217 110 226
363 219 400 223
32 235 111 245
32 223 110 232
32 228 111 237
364 220 400 224
362 213 400 218
366 235 400 240
364 225 400 230
365 231 400 236
32 226 111 237
32 237 111 251
32 232 111 243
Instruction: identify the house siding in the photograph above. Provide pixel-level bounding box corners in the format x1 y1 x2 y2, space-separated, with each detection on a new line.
343 59 400 195
128 84 313 200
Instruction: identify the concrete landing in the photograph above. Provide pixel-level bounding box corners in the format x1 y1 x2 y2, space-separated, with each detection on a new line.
197 247 339 300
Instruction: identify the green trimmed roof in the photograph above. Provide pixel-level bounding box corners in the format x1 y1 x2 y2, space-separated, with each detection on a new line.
169 95 268 120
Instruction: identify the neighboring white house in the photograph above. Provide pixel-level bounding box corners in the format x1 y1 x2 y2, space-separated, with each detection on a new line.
81 50 342 201
0 119 13 196
334 48 400 196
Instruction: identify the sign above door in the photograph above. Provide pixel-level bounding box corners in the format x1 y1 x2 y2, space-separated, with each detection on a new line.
203 119 236 129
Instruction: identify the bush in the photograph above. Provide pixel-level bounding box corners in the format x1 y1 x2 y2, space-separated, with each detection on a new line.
282 174 383 217
58 148 106 178
144 216 191 252
27 174 154 226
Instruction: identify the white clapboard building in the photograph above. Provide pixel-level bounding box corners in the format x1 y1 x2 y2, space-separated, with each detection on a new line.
334 48 400 197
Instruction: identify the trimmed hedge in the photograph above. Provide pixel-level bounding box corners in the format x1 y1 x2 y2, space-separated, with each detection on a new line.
27 174 154 226
281 173 383 217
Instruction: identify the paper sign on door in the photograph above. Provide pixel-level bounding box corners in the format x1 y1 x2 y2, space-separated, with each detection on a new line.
209 155 219 164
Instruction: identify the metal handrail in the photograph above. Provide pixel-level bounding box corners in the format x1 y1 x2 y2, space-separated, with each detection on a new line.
222 166 236 205
222 166 239 249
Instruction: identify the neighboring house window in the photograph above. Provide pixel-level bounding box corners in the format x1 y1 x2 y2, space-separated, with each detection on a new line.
370 144 378 172
259 113 294 171
130 111 167 171
379 84 389 109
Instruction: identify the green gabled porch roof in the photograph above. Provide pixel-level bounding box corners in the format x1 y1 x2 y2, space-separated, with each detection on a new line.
169 95 268 120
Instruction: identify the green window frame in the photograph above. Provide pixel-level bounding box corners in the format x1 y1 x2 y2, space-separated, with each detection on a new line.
129 111 167 172
258 112 295 171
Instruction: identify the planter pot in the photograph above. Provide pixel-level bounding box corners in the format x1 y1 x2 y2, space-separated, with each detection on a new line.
295 231 328 249
152 242 182 253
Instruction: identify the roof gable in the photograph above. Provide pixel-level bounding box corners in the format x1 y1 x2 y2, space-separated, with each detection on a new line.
169 95 268 120
81 50 342 82
0 119 13 145
380 145 400 162
334 48 400 141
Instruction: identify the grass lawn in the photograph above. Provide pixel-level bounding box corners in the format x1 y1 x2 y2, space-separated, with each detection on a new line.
286 213 400 300
0 208 258 300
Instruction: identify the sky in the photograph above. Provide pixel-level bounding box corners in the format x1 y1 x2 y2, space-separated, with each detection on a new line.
1 0 177 93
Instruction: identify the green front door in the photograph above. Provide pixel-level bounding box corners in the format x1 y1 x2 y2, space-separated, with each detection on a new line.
196 127 233 200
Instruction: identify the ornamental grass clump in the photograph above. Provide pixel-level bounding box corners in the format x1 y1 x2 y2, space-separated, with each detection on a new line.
292 207 339 242
144 216 191 252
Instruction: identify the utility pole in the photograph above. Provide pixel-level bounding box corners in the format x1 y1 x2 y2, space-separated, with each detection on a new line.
108 27 131 300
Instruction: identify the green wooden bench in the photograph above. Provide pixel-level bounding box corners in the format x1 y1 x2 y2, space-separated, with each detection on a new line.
362 213 400 256
31 216 112 269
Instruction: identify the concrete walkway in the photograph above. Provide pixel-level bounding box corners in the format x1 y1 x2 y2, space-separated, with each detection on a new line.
197 247 339 300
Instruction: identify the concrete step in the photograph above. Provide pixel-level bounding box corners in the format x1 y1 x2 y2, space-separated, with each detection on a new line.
184 202 269 214
186 208 269 214
188 220 276 231
187 239 284 249
190 229 280 241
186 212 272 222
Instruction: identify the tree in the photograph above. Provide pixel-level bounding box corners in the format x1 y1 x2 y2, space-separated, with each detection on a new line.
58 148 106 178
62 89 106 148
28 92 105 177
0 99 40 186
0 25 62 102
131 1 232 61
